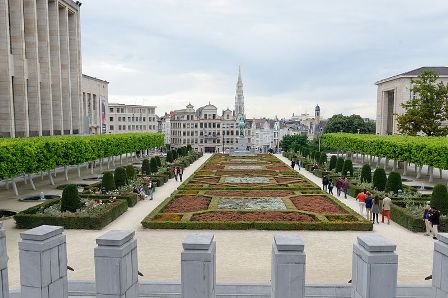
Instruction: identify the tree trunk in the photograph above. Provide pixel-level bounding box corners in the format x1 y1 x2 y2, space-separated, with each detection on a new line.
416 166 422 179
28 174 36 191
384 158 388 170
429 166 434 183
64 166 69 181
77 165 81 178
11 178 18 196
377 157 381 168
392 160 397 171
107 157 111 170
120 155 123 165
48 170 55 186
440 168 443 179
403 162 408 176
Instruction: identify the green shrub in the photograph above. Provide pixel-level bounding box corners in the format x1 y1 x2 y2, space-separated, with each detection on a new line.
385 171 402 193
150 157 159 173
172 149 178 160
320 152 327 165
329 155 337 170
373 168 387 191
186 144 192 152
360 164 372 183
61 184 81 213
342 159 353 177
126 165 136 180
114 167 128 188
336 157 344 173
166 151 174 163
142 159 150 175
155 155 162 167
101 172 115 192
431 184 448 214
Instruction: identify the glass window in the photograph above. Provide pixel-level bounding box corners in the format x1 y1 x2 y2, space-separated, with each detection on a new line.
110 108 114 112
110 117 113 122
110 125 114 130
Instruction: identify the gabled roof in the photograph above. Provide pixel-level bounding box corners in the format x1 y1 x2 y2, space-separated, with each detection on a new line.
376 66 448 85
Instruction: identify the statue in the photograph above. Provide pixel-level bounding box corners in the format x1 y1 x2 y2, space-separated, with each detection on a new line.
238 114 246 137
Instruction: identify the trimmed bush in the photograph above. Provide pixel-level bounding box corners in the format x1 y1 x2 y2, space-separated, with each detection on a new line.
329 155 337 170
385 171 402 193
102 172 115 191
155 155 162 167
166 151 174 163
431 184 448 214
373 168 387 191
126 165 136 180
336 157 344 173
342 159 354 177
142 159 150 175
320 152 327 165
360 164 372 183
61 184 81 213
150 157 159 174
172 149 178 160
114 167 128 189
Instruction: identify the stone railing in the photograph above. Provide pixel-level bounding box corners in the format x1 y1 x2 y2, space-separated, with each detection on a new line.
0 223 447 298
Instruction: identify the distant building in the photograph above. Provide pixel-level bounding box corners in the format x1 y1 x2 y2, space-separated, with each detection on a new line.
81 75 109 135
376 67 448 135
108 103 157 134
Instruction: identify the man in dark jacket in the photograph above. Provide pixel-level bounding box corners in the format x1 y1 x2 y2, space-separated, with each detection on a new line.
322 175 329 191
429 206 440 240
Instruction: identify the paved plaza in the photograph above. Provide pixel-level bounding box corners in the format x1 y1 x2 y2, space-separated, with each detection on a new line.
0 154 435 290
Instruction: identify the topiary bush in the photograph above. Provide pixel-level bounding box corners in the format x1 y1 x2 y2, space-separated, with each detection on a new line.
150 157 159 174
329 155 337 170
172 149 178 160
431 184 448 215
320 152 327 165
114 167 128 189
166 151 173 163
155 155 162 167
61 184 81 213
336 157 345 173
142 159 150 175
373 168 387 191
126 165 136 180
102 171 115 192
385 171 402 193
342 159 354 177
360 164 372 183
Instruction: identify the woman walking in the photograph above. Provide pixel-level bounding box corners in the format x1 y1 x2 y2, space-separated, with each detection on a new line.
372 196 380 224
365 192 373 221
342 177 349 199
336 178 342 197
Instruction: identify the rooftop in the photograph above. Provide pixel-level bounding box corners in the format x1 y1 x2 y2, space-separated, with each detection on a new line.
376 66 448 85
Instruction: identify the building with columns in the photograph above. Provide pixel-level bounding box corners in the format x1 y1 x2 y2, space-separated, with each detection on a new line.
108 103 157 134
376 66 448 135
81 74 109 135
0 0 83 137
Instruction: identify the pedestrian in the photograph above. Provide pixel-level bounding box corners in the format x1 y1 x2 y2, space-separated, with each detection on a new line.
336 177 342 197
372 196 380 224
356 189 367 215
423 202 432 236
322 175 329 191
179 167 184 182
145 178 154 200
429 206 440 240
342 177 349 199
381 195 392 224
328 179 334 195
173 167 178 182
365 192 373 220
297 159 302 170
291 160 296 169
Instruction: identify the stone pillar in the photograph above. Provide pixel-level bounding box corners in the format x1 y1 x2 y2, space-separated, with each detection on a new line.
19 225 68 298
68 11 81 134
351 235 397 298
58 6 72 135
94 230 138 298
432 233 448 297
271 234 305 298
0 222 9 298
181 234 216 298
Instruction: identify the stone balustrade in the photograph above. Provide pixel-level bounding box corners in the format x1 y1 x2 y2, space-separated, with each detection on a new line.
0 224 446 298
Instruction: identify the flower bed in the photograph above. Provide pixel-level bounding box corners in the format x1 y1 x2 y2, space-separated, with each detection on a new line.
205 190 294 197
163 196 210 213
291 196 345 214
191 211 314 222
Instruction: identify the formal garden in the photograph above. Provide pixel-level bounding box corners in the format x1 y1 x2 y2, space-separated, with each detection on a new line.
142 153 371 230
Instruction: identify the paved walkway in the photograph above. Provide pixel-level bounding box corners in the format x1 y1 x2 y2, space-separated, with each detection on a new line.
1 153 434 290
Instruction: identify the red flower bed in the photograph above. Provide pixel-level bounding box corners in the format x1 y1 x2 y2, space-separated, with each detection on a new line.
267 166 290 170
291 196 344 214
275 177 299 183
155 213 182 221
163 196 210 213
206 190 293 197
191 211 313 222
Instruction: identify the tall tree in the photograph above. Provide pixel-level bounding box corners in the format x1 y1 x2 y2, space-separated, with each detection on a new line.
279 134 309 152
324 114 375 134
397 71 448 136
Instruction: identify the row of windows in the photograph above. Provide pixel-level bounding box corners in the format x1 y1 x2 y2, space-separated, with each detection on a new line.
110 116 156 122
110 107 155 114
171 138 242 144
109 125 157 131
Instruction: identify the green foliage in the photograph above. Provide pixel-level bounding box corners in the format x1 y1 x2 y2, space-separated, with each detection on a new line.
114 167 128 189
329 155 337 170
336 157 344 173
186 144 192 152
324 114 376 134
172 149 178 160
431 184 448 214
154 156 162 167
101 172 115 192
385 171 402 193
279 134 309 152
166 151 174 163
360 164 372 183
150 157 159 173
81 193 138 208
341 159 354 177
60 184 81 213
125 165 136 180
397 71 448 136
320 152 327 165
141 159 150 175
372 168 387 191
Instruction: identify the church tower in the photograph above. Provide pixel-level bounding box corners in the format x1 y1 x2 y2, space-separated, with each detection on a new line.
235 66 245 117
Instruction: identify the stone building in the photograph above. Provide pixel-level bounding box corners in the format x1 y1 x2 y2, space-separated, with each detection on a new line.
108 103 157 134
81 74 109 135
0 0 83 137
376 66 448 135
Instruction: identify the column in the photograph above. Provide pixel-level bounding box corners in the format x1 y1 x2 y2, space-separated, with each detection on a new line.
181 234 216 298
48 0 63 135
19 225 68 298
94 230 139 298
351 235 397 298
37 0 53 136
23 0 42 137
432 233 448 297
271 234 305 298
68 10 81 134
0 222 9 298
58 5 72 135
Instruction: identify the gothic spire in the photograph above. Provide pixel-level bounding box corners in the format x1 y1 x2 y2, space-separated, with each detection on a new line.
235 66 245 117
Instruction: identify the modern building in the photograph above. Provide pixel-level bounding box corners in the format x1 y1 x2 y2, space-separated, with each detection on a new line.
108 103 157 134
0 0 83 137
375 66 448 135
81 74 109 135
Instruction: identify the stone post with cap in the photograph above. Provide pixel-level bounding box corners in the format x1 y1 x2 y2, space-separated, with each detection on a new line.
0 222 9 298
432 233 448 297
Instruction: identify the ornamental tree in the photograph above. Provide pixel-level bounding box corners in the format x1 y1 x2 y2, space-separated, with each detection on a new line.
431 184 448 214
373 168 387 191
385 171 402 193
114 167 128 189
329 155 337 170
360 164 372 183
336 157 344 173
102 171 115 192
61 184 81 213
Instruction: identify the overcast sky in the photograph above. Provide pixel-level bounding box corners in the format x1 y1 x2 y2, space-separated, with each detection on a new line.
80 0 448 119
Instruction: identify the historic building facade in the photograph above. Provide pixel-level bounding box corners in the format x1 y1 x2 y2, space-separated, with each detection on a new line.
0 0 83 137
108 103 157 134
376 67 448 135
81 75 109 135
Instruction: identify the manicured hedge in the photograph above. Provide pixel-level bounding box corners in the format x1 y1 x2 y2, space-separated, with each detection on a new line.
80 193 138 207
390 203 447 232
0 133 164 180
14 198 128 229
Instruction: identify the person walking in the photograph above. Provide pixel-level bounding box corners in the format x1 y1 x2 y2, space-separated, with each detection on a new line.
342 177 349 199
291 160 296 169
365 192 373 221
372 196 380 224
322 175 329 191
328 179 334 195
382 195 392 224
423 202 432 236
356 189 367 216
336 178 342 197
179 167 184 182
173 167 178 182
297 158 302 170
429 206 440 240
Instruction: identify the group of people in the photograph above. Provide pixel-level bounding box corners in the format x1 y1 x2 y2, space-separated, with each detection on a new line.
173 167 184 182
290 159 302 171
322 175 349 199
133 177 156 201
355 190 391 224
424 202 440 240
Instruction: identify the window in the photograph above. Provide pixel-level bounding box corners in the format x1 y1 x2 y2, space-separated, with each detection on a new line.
143 117 146 122
110 117 113 122
200 123 203 128
110 108 114 113
204 114 207 119
110 125 114 130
